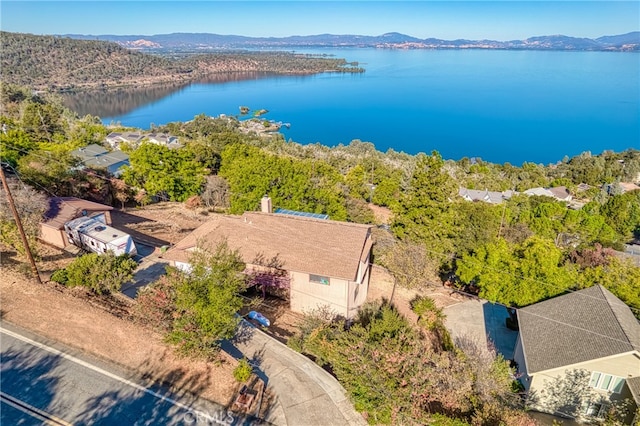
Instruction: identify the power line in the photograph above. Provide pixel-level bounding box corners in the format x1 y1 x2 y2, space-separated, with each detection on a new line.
0 166 42 284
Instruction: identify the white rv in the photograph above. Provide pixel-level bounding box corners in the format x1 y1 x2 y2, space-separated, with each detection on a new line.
64 216 137 256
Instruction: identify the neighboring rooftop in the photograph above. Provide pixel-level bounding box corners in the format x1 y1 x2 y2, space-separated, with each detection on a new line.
162 211 372 281
70 144 130 172
547 186 572 201
42 197 113 230
518 285 640 374
458 188 515 204
626 376 640 405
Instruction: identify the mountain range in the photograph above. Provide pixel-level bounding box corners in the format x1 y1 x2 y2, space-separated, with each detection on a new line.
64 31 640 52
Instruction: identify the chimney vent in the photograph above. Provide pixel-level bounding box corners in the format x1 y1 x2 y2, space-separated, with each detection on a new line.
261 195 272 213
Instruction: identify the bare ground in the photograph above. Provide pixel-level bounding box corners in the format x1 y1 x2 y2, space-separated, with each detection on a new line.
367 265 470 324
1 241 237 407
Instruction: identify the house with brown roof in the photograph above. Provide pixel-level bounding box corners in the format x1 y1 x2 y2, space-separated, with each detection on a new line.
40 197 113 249
513 285 640 424
162 197 374 319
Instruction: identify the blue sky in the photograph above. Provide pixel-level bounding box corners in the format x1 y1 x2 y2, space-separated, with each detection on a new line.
1 1 638 40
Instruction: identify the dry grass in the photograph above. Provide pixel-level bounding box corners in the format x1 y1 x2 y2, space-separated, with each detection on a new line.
1 240 237 406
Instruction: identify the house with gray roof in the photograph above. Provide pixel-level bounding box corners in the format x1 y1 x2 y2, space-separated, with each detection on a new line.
105 132 144 149
513 285 640 424
71 144 130 177
458 188 516 204
146 132 181 149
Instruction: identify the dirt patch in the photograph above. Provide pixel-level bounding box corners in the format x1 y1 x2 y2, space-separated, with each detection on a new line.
110 202 211 249
367 265 466 324
1 243 237 407
367 203 392 224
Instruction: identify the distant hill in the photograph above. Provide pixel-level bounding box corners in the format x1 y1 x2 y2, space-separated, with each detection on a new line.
0 32 364 91
63 31 640 52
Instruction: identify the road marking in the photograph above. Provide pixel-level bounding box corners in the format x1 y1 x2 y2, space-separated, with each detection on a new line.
1 391 72 426
0 326 224 423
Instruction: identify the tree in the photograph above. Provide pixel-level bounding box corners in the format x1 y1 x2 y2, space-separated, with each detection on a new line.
378 240 441 291
246 253 290 299
200 175 230 210
456 236 577 307
166 240 246 360
576 257 640 317
219 143 347 219
0 179 47 256
110 177 131 208
601 190 640 239
391 151 458 258
51 252 137 295
290 301 532 425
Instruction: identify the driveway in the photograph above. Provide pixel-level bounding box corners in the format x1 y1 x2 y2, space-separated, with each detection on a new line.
222 321 367 426
443 298 518 360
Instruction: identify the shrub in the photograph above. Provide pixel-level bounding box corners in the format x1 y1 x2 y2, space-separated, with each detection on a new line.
50 268 68 284
233 358 253 383
56 252 138 295
411 295 444 330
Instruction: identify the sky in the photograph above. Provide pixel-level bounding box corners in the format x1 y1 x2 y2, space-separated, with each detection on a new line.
1 1 638 41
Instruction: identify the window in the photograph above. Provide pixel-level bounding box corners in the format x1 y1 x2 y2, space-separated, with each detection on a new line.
589 372 624 393
309 274 330 285
583 402 608 419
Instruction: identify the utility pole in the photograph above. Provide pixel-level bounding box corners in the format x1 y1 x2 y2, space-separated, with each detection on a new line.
0 167 42 284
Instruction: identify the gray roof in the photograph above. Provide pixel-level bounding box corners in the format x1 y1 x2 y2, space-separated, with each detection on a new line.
71 144 129 171
71 144 108 161
626 376 640 404
518 285 640 374
458 188 514 204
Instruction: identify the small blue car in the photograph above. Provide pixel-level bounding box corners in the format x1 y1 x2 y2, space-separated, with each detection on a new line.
248 311 270 327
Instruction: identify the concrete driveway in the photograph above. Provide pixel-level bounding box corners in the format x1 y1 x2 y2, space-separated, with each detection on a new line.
443 298 518 360
222 321 367 426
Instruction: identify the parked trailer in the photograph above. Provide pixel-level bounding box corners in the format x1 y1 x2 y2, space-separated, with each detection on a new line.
64 216 137 256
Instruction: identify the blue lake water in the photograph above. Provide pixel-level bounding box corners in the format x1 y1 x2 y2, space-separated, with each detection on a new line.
97 49 639 165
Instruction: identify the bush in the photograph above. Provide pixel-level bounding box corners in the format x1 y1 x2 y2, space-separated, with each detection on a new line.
50 268 68 284
233 358 253 383
56 252 138 295
411 295 443 330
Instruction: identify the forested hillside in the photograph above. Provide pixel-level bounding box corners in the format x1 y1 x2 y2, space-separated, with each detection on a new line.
2 82 638 318
0 32 363 91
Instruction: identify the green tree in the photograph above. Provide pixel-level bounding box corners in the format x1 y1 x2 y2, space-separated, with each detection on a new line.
391 151 458 257
456 236 577 307
166 240 246 359
601 190 640 239
123 142 206 202
219 143 347 219
51 252 137 295
576 257 640 317
0 128 37 167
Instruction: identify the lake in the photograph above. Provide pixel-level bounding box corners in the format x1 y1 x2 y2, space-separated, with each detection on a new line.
63 48 639 165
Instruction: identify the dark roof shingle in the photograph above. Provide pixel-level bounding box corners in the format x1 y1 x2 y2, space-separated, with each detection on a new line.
518 285 640 374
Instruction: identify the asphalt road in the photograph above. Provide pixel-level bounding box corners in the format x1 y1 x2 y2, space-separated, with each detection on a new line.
0 323 265 425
